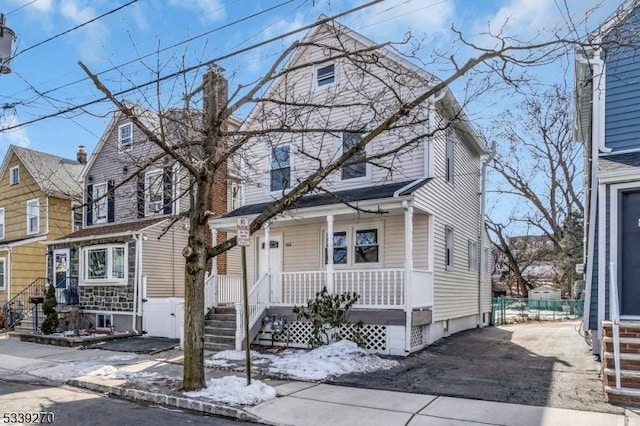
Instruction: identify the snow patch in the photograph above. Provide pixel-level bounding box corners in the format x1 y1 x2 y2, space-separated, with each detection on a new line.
184 376 276 405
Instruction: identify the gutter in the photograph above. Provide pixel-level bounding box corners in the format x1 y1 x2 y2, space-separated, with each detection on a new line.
44 230 140 245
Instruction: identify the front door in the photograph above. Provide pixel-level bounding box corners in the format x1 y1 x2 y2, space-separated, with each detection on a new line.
257 234 283 302
53 249 70 304
619 190 640 317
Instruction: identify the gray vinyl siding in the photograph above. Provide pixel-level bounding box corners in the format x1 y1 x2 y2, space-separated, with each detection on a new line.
240 27 428 207
413 114 483 322
604 9 640 152
141 221 188 298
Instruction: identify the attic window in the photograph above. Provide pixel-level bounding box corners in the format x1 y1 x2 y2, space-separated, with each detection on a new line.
119 123 133 151
9 166 19 185
316 64 335 87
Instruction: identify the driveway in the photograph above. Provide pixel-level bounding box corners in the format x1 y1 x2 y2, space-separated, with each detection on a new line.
329 320 620 414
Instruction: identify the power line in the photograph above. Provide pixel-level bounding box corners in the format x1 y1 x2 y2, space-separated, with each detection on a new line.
13 0 139 58
0 0 386 133
6 0 38 16
7 0 299 103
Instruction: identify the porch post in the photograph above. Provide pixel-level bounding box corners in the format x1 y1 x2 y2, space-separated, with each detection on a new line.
326 215 334 294
404 201 414 353
209 226 218 275
264 224 271 302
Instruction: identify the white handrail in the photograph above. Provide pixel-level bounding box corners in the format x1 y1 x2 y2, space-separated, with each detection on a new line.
609 261 621 389
235 273 270 350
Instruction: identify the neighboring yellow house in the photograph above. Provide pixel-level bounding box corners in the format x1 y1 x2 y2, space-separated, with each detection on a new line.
0 145 84 305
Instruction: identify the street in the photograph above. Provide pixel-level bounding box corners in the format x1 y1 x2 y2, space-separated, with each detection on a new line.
0 378 255 426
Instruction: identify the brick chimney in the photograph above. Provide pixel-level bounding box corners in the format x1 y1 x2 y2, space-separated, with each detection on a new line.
77 145 87 164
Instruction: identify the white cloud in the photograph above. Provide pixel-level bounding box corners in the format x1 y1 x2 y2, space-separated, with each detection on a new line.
59 0 109 63
0 113 30 148
168 0 226 22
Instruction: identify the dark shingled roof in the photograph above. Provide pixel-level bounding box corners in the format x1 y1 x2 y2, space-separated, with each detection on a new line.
222 178 431 218
57 217 168 240
600 152 640 169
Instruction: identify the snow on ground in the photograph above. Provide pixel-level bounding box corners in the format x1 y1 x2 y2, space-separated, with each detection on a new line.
207 340 399 381
184 376 276 405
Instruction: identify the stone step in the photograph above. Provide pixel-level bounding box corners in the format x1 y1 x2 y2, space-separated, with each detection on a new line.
207 313 236 322
204 334 235 345
204 342 235 352
205 326 235 337
213 307 236 315
604 386 640 407
205 319 236 329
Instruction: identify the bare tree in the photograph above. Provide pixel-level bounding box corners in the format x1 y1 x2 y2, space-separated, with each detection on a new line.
75 12 604 390
487 85 583 296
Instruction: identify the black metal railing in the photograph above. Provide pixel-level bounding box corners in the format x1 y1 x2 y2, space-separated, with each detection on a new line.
55 277 79 306
2 277 49 331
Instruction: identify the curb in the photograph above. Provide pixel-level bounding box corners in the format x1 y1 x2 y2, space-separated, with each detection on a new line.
67 379 274 424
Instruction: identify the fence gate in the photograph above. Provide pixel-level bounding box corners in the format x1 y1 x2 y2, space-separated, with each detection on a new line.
143 297 183 338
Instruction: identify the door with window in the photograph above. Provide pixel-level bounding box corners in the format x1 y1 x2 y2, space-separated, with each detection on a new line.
53 249 70 304
619 189 640 317
257 234 283 302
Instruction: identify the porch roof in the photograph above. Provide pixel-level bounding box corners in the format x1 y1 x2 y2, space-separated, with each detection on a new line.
222 178 432 218
48 217 169 244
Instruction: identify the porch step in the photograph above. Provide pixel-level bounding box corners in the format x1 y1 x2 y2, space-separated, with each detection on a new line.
602 322 640 407
203 307 237 352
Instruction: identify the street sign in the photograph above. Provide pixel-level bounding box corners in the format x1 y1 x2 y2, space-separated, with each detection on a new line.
236 217 250 246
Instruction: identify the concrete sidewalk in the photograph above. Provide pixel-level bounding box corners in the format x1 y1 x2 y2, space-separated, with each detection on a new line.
0 335 634 426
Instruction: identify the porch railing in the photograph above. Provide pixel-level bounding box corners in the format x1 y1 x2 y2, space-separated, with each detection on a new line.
334 269 405 308
280 271 327 305
204 274 243 313
234 273 270 350
2 277 49 331
55 277 79 306
204 273 216 313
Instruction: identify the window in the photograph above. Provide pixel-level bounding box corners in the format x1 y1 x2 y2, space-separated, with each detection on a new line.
341 133 367 180
145 170 164 214
355 229 379 263
270 145 291 192
118 123 133 151
485 247 491 273
445 227 454 270
83 245 127 283
316 63 335 87
324 226 381 266
72 205 83 232
96 314 113 329
229 180 242 210
0 207 4 239
9 166 19 185
468 240 478 271
26 199 39 234
94 183 108 223
446 130 455 184
0 258 5 290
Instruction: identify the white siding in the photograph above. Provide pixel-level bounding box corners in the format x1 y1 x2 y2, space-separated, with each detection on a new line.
414 112 483 322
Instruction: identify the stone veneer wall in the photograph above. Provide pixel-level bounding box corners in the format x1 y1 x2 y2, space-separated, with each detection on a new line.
49 237 136 312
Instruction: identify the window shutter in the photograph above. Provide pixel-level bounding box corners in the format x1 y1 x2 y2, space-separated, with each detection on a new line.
107 180 115 223
163 166 173 215
86 184 93 226
137 175 145 218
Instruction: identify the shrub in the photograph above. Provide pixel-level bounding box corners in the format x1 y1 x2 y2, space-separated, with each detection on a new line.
41 284 59 334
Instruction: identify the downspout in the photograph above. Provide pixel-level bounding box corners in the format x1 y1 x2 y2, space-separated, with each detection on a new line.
477 143 495 327
6 248 11 304
131 234 141 334
45 196 50 235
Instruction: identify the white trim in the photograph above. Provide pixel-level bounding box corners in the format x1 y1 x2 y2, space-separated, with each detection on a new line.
26 198 39 235
591 53 611 154
403 202 413 353
81 243 128 285
118 122 133 152
93 182 108 224
267 143 293 195
0 256 6 290
9 165 19 185
599 168 640 184
0 207 4 240
144 168 164 215
96 313 114 329
0 234 47 249
314 62 337 90
320 221 384 269
597 183 607 343
338 132 371 183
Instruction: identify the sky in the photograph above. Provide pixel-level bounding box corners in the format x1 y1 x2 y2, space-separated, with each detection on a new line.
0 0 623 162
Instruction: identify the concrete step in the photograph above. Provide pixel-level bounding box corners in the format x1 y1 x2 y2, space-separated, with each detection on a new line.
207 313 236 322
604 386 640 407
602 321 640 338
205 319 236 329
604 336 640 354
205 326 235 337
604 369 640 389
603 352 640 370
204 334 235 345
204 342 235 352
213 307 236 315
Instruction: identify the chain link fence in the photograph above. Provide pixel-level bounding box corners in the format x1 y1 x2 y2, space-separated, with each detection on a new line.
492 297 584 326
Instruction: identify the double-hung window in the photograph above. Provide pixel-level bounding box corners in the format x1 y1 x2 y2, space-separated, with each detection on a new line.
325 227 380 266
119 123 133 151
270 145 291 192
446 130 455 184
445 227 454 270
145 170 164 214
0 207 4 239
0 258 5 290
84 245 127 284
316 64 335 87
9 166 19 185
341 132 367 180
26 199 39 234
94 183 108 223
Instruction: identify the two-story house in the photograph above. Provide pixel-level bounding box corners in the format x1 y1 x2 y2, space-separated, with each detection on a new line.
0 145 83 324
47 106 238 338
207 19 493 356
575 0 640 406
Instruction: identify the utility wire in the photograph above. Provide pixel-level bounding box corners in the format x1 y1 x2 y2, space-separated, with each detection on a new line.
6 0 38 16
1 0 385 133
13 0 139 58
